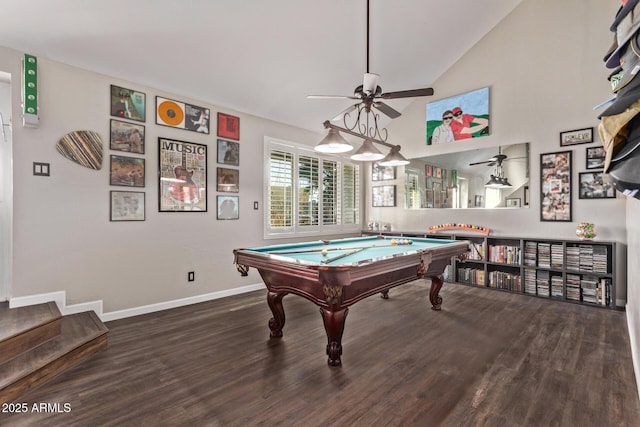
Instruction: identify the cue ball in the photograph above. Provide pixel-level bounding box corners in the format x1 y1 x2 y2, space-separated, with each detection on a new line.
321 249 328 256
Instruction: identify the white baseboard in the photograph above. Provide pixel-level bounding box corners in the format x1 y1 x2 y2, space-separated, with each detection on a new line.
8 283 265 323
627 307 640 402
100 283 265 322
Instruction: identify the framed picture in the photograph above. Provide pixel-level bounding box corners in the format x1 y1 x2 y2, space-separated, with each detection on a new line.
110 155 145 188
372 162 395 181
426 86 490 144
110 85 146 122
217 112 240 140
217 139 239 166
217 167 239 193
586 146 606 169
560 127 593 146
158 137 207 212
506 197 521 207
540 150 572 222
474 195 483 207
110 191 145 221
217 195 239 220
110 119 145 154
426 189 434 204
579 172 616 199
372 185 396 207
156 96 210 134
425 164 432 177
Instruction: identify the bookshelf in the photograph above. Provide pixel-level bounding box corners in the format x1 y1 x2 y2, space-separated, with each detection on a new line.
362 230 618 309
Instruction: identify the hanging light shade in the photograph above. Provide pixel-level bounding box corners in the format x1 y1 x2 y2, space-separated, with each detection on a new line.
314 128 353 153
485 175 501 188
379 147 410 166
350 139 385 161
498 177 513 188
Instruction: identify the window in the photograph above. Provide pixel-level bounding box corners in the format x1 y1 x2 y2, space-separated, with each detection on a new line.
265 137 361 238
405 169 421 209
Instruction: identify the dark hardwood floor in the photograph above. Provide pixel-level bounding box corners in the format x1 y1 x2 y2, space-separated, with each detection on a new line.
2 282 639 426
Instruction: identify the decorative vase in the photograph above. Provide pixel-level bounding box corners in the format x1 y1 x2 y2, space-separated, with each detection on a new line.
576 222 597 240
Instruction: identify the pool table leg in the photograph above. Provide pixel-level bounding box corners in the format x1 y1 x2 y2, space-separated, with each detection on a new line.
319 307 349 366
267 291 287 338
429 275 444 310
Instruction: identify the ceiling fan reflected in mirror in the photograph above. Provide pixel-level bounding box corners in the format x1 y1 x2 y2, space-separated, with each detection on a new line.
307 0 434 120
468 146 525 167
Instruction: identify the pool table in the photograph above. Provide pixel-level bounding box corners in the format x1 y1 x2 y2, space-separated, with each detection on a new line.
233 235 469 366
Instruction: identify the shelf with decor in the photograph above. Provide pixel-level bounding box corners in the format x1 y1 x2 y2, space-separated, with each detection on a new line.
361 230 618 309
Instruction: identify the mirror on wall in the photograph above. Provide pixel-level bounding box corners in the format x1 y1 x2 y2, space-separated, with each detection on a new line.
405 143 530 209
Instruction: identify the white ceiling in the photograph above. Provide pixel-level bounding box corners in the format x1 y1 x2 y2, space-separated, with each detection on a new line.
0 0 523 133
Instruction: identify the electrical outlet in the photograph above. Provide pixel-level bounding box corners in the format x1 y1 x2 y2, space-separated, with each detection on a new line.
188 271 195 282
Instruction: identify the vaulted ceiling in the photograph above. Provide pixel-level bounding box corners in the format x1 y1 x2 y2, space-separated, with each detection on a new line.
0 0 524 133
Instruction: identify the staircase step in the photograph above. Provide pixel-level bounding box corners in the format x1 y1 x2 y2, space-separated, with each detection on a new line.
0 311 108 403
0 302 62 363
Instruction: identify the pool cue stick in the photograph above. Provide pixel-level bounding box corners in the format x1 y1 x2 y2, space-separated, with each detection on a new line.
321 247 365 264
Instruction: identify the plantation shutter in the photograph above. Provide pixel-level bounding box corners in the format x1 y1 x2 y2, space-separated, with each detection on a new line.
268 150 294 228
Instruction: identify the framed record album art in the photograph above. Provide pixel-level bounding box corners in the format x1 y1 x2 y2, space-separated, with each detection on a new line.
110 191 145 221
110 155 145 188
110 85 146 122
110 119 145 154
158 137 208 212
156 96 211 134
217 112 240 140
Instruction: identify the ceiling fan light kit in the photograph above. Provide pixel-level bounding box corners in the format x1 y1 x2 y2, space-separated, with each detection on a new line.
311 0 433 164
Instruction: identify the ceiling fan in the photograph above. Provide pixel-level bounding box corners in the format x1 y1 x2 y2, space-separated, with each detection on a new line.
469 146 525 167
306 0 434 120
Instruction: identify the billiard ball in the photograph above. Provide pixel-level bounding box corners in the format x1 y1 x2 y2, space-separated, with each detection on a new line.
321 249 328 256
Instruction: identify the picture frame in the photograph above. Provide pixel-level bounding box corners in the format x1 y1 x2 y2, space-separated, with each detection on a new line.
372 162 396 181
540 150 572 222
156 96 210 134
506 197 521 208
110 119 145 154
110 155 145 188
586 146 606 170
110 85 146 122
372 185 396 207
217 167 239 193
426 86 490 144
110 191 145 221
474 195 483 207
158 137 207 212
217 139 239 166
578 172 616 199
217 195 239 220
425 164 432 177
560 127 593 146
217 112 240 140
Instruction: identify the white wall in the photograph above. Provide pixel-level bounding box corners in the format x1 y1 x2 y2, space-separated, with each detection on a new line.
366 0 628 302
627 198 640 400
0 44 341 314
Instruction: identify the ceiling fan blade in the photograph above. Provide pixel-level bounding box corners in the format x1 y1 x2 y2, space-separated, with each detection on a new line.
468 160 492 166
380 87 434 99
307 95 360 100
363 73 379 94
331 103 360 121
373 102 401 119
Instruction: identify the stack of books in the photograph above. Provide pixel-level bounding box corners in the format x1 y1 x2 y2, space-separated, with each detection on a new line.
593 246 608 274
524 268 537 295
579 245 594 272
581 275 599 303
551 243 564 269
524 241 537 266
566 245 581 271
537 243 551 268
551 275 564 298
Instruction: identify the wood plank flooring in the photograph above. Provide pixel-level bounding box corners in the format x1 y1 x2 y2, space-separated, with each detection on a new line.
2 283 639 426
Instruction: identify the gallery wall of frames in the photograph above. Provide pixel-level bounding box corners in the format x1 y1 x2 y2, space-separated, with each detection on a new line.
108 84 241 222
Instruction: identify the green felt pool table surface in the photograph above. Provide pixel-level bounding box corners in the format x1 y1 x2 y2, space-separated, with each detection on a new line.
246 235 459 266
